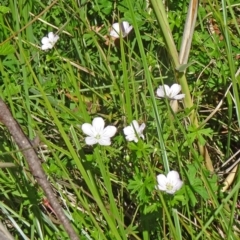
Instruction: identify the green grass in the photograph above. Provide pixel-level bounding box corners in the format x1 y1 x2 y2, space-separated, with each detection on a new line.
0 0 240 239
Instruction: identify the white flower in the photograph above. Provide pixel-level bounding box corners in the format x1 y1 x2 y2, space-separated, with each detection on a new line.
123 120 145 143
109 21 133 38
81 117 117 146
156 170 183 194
41 32 59 50
156 84 185 100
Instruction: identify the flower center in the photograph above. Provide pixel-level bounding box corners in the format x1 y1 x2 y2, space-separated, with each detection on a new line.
166 182 174 191
49 40 55 45
95 133 101 140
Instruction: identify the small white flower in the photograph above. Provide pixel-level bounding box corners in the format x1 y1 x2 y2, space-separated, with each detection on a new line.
123 120 145 143
109 21 133 38
156 84 185 100
156 170 183 194
41 32 59 50
81 117 117 146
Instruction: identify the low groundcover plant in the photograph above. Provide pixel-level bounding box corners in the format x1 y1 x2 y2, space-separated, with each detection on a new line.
1 0 238 239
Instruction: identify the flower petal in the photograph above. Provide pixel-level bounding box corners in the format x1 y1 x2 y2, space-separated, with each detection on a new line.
110 23 121 37
48 32 55 40
123 126 132 135
53 35 59 43
156 174 167 190
167 170 183 193
122 21 133 36
122 21 130 29
85 136 98 145
126 134 138 142
41 44 52 50
170 84 181 97
82 123 95 137
109 31 119 38
131 120 139 130
92 117 105 133
167 170 180 180
138 123 145 140
156 85 170 98
102 126 117 138
123 124 137 142
139 123 146 132
41 37 50 45
172 94 185 100
174 180 183 191
98 137 111 146
156 86 165 98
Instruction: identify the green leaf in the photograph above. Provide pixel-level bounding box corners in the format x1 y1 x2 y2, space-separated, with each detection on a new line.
185 185 198 206
0 6 10 14
175 62 194 72
0 42 15 55
143 203 158 214
187 126 213 145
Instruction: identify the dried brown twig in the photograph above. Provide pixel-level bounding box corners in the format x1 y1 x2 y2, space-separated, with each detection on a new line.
0 99 79 240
